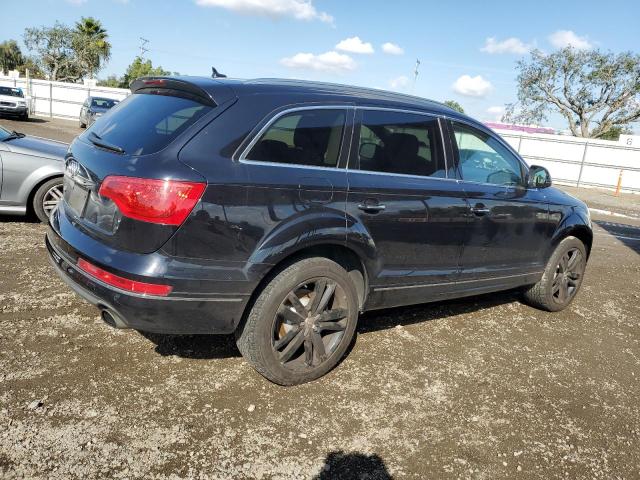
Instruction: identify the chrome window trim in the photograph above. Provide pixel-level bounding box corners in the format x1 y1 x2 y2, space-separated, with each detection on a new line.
237 105 353 168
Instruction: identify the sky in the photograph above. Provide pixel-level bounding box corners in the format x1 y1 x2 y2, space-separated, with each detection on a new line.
2 0 639 129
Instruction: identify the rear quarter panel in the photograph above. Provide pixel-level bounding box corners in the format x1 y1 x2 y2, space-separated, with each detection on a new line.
0 148 63 205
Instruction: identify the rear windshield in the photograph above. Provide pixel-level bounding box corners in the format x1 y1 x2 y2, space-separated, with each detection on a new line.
87 93 212 155
91 98 118 108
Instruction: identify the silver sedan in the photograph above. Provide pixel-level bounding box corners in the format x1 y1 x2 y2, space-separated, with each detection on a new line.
0 125 67 222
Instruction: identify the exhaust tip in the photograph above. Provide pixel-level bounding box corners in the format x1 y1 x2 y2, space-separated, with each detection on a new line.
100 309 128 329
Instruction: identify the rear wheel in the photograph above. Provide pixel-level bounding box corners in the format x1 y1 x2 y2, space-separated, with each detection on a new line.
33 177 64 223
236 257 359 385
523 236 587 312
79 119 86 128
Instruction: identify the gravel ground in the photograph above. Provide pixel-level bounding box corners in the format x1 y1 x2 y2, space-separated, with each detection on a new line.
0 116 81 143
1 206 639 479
1 118 640 478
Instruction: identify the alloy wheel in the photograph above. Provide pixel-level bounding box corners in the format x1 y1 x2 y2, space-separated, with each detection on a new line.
551 248 584 304
42 183 63 217
272 277 349 371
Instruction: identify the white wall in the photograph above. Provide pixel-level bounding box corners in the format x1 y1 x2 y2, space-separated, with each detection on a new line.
495 129 640 193
0 75 129 121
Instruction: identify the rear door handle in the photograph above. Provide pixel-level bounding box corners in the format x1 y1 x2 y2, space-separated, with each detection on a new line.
471 204 491 216
358 202 386 213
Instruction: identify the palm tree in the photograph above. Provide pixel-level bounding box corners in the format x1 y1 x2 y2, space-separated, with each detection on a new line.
0 40 24 74
73 17 111 78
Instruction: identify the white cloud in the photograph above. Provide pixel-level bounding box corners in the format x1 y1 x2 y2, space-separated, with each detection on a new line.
487 106 505 121
389 75 409 90
195 0 334 24
335 36 374 54
452 75 493 97
548 30 592 50
481 37 530 54
280 51 356 72
382 42 404 55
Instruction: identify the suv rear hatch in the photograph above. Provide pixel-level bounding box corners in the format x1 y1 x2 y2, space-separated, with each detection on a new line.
61 77 230 254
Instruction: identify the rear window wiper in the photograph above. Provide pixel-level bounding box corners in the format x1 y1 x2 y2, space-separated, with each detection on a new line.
2 130 26 142
88 131 125 154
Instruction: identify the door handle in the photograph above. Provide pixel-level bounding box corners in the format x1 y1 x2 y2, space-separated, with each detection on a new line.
358 202 386 213
471 204 491 216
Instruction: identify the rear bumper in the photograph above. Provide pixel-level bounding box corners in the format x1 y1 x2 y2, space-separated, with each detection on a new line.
46 227 251 335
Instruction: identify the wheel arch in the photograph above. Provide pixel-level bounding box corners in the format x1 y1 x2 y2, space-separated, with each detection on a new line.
548 212 593 261
237 242 369 336
26 173 64 215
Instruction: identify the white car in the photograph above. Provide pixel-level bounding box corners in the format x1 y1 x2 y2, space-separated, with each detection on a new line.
0 86 29 120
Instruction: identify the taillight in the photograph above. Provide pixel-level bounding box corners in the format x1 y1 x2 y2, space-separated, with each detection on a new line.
77 258 172 296
98 176 206 226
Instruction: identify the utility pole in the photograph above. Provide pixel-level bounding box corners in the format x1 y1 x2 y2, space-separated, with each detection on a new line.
138 37 149 59
413 59 421 92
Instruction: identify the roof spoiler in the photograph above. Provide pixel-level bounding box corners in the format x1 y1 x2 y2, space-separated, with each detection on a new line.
130 77 216 107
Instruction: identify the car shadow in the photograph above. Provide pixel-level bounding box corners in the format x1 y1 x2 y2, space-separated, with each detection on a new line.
140 290 521 361
313 451 392 479
0 214 39 223
594 219 640 255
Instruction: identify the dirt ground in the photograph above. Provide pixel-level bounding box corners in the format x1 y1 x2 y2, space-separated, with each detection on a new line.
1 118 640 479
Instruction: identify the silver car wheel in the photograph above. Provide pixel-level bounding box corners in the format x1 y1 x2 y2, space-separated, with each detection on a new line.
42 184 64 217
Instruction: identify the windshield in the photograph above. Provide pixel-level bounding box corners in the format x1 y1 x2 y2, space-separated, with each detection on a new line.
91 98 118 109
0 86 24 98
87 93 212 155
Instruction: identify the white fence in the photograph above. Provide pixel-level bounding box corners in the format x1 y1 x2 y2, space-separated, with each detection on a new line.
0 75 129 121
495 129 640 193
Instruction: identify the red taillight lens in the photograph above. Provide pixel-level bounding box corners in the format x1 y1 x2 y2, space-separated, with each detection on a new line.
77 258 172 296
98 176 206 226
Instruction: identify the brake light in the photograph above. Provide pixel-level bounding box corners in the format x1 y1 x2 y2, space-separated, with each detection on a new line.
143 79 166 86
99 176 206 225
77 258 172 296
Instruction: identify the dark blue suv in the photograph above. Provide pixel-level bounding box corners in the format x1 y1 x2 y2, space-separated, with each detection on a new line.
47 77 592 385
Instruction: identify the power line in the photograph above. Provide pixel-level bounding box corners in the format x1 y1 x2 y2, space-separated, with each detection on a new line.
138 37 149 59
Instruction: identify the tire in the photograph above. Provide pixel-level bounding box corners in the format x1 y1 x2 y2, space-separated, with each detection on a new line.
33 177 64 223
236 257 359 385
79 119 86 128
522 236 587 312
20 112 28 121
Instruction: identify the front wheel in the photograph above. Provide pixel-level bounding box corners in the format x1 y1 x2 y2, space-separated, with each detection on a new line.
236 257 359 385
33 177 64 223
523 236 587 312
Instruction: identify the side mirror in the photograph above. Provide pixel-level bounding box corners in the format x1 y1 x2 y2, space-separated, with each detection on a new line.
528 165 552 189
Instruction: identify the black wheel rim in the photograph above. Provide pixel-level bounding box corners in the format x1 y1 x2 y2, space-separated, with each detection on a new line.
271 277 349 372
42 183 63 217
551 248 584 304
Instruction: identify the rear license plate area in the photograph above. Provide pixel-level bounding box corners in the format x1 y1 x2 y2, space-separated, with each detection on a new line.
65 182 89 216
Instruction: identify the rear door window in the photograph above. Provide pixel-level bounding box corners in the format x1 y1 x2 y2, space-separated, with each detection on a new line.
88 93 212 155
245 109 346 168
356 110 446 177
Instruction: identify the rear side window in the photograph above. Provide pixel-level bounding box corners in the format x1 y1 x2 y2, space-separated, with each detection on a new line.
356 110 445 177
245 109 346 167
88 93 212 155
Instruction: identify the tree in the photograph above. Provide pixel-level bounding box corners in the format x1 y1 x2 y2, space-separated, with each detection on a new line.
23 22 78 81
97 74 122 88
506 47 640 139
0 40 24 73
122 57 170 87
598 125 632 141
443 100 465 114
73 17 111 78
